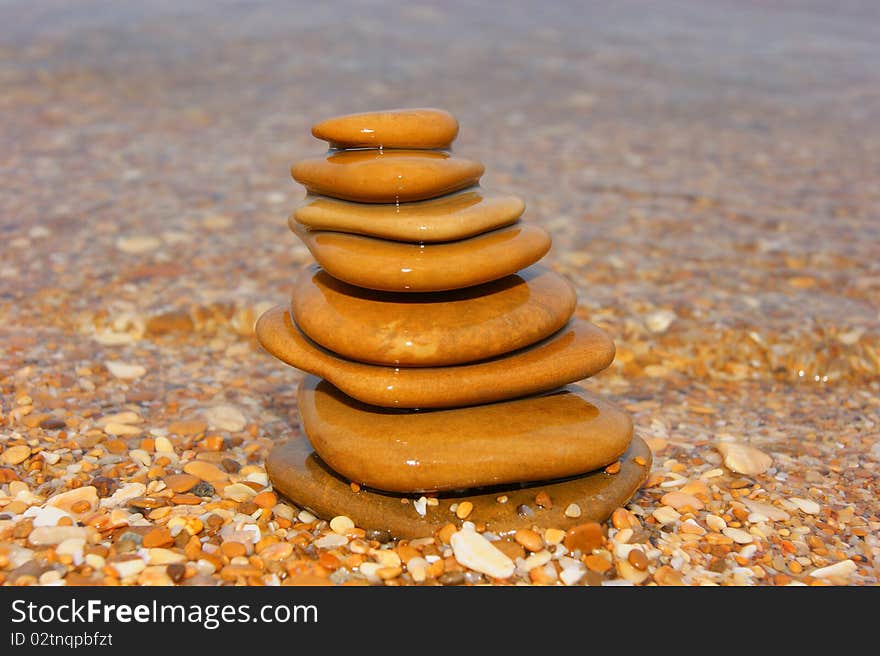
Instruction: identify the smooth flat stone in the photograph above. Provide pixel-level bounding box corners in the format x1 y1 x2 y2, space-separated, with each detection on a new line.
266 434 651 540
291 149 483 203
299 376 633 493
291 264 577 366
292 222 551 292
291 188 524 243
255 306 616 409
311 108 459 149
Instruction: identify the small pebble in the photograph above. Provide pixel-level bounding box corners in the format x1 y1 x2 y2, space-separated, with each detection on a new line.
365 528 392 544
2 445 31 465
190 482 215 497
183 461 227 482
660 491 704 511
810 559 856 580
514 529 544 552
105 361 147 380
450 527 515 579
652 506 681 525
534 491 552 508
723 527 755 544
166 563 186 583
330 515 355 534
717 442 772 476
789 497 821 515
204 404 247 432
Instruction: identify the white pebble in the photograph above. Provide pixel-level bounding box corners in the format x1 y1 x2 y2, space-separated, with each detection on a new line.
706 514 727 531
204 404 247 432
154 436 174 453
681 518 706 535
297 510 317 523
56 538 86 563
560 566 586 586
85 553 106 569
717 442 772 476
520 550 552 572
98 411 141 426
101 483 146 508
330 515 355 535
314 533 348 549
743 499 790 522
223 483 257 502
238 524 261 544
564 503 581 518
39 570 63 586
245 471 269 486
112 558 147 579
272 504 294 521
358 562 382 582
413 496 428 517
644 309 677 333
128 449 151 467
196 559 216 576
652 506 681 525
116 235 161 254
23 505 72 528
700 468 723 479
406 557 428 583
810 559 857 580
450 527 515 579
789 497 821 515
29 526 90 546
723 527 754 544
739 544 757 560
105 360 147 380
371 549 401 568
613 528 633 544
147 548 186 565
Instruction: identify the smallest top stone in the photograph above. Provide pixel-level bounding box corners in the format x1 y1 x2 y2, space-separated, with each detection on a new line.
312 108 459 150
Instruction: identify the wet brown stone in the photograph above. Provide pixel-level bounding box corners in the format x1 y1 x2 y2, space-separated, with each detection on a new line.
298 376 633 493
291 222 550 292
291 188 524 242
311 107 459 149
564 522 605 553
163 473 199 493
266 434 652 539
39 417 67 430
255 305 615 409
291 264 576 366
291 149 483 203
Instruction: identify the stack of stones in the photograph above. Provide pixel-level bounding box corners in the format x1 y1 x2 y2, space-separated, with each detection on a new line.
256 108 651 539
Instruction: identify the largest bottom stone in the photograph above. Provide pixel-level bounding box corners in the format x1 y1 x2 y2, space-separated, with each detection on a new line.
267 435 651 540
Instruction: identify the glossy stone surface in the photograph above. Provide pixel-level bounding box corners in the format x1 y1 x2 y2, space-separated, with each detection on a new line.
299 376 633 492
291 188 524 243
290 149 484 203
292 222 551 292
266 433 652 539
291 264 576 366
311 107 459 149
255 305 616 408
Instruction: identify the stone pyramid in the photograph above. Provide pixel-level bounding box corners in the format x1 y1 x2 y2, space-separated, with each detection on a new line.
257 108 651 539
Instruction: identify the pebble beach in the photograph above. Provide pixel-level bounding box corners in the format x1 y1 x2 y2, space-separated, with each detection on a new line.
1 0 878 586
